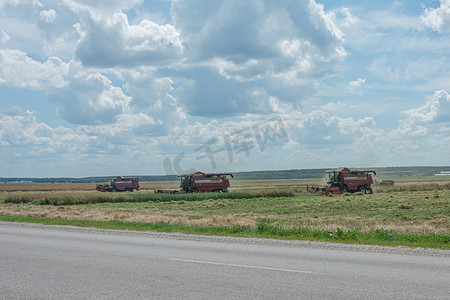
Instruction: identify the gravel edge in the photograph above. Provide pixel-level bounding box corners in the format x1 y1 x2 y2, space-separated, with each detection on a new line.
1 221 448 257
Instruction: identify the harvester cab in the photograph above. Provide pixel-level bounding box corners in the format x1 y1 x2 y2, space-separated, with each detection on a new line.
326 170 340 186
179 175 192 192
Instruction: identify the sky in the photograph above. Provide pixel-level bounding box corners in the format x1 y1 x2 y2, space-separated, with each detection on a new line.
0 0 449 177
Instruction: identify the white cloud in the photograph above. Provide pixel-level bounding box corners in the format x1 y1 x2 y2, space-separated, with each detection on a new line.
169 0 346 116
122 72 186 134
0 0 43 8
402 90 450 125
1 0 347 121
74 12 182 67
62 0 142 15
421 0 450 33
291 110 377 145
39 8 57 23
331 7 359 29
172 0 344 63
0 48 175 128
0 106 89 150
47 70 132 125
0 1 81 59
0 109 52 147
335 1 450 67
384 90 450 159
0 30 10 45
349 78 366 89
0 106 135 177
2 0 450 177
0 49 69 90
81 113 157 136
0 105 173 176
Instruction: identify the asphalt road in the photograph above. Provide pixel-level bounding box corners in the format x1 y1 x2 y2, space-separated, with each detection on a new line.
0 222 449 299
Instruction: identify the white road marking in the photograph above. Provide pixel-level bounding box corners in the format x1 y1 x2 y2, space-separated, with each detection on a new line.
169 258 315 274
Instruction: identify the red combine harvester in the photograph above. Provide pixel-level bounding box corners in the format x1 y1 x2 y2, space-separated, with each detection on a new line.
308 167 376 196
156 171 234 194
96 176 140 192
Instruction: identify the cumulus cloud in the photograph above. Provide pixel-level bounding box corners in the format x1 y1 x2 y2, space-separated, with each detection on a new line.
56 0 347 117
123 72 186 134
0 108 53 147
0 106 128 177
7 0 449 176
0 47 183 132
74 12 182 67
156 110 383 173
0 0 80 59
77 113 165 151
0 106 88 149
0 49 69 90
172 0 345 67
292 110 376 145
0 105 172 176
47 70 132 125
0 0 347 121
169 0 346 116
383 90 450 144
380 90 450 166
402 90 450 124
173 67 276 117
421 0 450 33
39 9 57 23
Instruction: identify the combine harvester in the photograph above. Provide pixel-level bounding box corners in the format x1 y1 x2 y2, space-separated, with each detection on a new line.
96 176 140 192
156 171 234 194
308 167 376 196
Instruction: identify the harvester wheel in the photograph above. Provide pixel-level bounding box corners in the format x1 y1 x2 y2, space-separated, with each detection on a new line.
192 188 199 193
359 187 367 194
112 187 119 192
340 186 348 194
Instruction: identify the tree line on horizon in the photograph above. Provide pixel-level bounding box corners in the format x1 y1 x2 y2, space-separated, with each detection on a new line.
1 166 450 184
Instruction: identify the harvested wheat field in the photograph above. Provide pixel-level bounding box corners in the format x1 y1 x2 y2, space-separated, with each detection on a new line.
1 177 449 237
0 179 321 192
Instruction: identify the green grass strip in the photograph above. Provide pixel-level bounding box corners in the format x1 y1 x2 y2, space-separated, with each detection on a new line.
3 190 297 205
1 215 448 249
